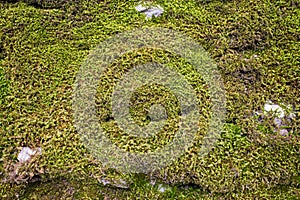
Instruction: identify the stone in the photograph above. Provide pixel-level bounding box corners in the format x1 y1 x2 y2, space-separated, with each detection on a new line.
17 147 42 163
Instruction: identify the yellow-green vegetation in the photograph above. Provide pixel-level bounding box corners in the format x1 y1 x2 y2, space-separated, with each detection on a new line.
0 0 299 199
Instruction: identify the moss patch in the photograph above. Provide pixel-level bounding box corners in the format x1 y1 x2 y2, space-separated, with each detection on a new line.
0 0 299 199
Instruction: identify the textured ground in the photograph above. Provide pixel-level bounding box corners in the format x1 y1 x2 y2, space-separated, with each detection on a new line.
0 0 299 199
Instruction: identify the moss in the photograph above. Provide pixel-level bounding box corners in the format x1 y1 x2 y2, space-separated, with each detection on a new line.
0 0 299 199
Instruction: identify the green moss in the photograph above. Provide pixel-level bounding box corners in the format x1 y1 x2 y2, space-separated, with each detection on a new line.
0 0 299 199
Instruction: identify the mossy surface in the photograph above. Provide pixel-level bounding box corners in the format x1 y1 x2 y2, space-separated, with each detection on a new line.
0 0 299 199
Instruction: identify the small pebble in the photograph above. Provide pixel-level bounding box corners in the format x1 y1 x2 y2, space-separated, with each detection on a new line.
264 101 285 118
135 3 164 19
279 129 289 136
17 147 42 163
158 184 167 193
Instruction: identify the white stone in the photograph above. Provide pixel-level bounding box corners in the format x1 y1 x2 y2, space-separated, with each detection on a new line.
17 147 42 163
264 101 285 118
279 129 289 136
135 4 147 12
158 184 167 193
135 4 164 19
